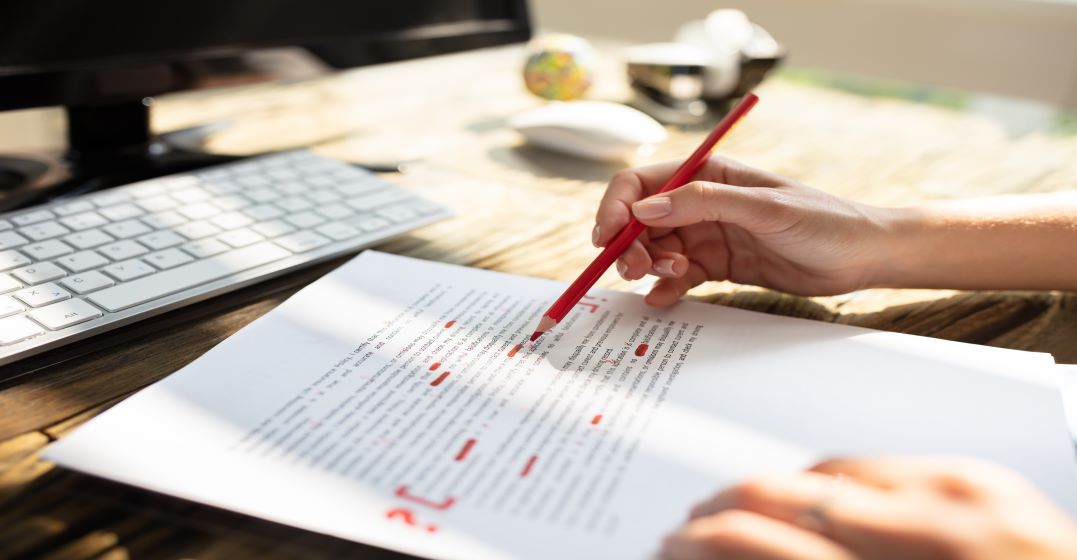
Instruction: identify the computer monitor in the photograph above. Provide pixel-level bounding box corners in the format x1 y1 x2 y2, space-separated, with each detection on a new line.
0 1 531 208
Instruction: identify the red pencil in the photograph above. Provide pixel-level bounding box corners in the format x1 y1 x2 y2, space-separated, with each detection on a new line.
529 93 760 342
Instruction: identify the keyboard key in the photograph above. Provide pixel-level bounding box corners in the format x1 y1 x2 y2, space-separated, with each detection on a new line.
136 195 180 212
141 211 187 229
144 248 194 269
0 315 44 345
99 240 149 260
314 205 353 221
180 238 229 258
98 203 144 221
172 187 212 204
0 250 31 271
218 228 264 248
210 211 254 230
250 220 296 238
0 274 21 294
315 222 360 241
127 180 167 198
352 216 392 233
377 204 419 223
90 190 132 207
305 175 337 188
11 209 54 227
102 259 156 282
177 202 221 220
245 188 280 203
275 197 313 212
28 298 103 330
104 219 153 239
306 191 339 205
277 183 306 195
274 231 331 253
12 262 66 285
160 176 201 190
58 211 108 231
203 179 242 194
22 239 74 261
64 229 115 250
244 204 285 221
0 231 29 250
236 175 272 188
211 195 251 211
88 242 291 312
0 220 10 231
137 230 186 250
0 295 24 318
14 282 71 307
53 200 94 216
284 211 325 229
20 220 71 241
56 250 109 273
412 200 447 215
61 271 115 294
345 190 410 212
175 221 222 240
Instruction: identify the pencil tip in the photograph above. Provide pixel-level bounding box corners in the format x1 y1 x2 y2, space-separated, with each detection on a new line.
529 314 558 343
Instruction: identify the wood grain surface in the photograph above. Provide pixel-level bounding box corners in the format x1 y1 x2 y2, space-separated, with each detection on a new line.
1 42 1076 559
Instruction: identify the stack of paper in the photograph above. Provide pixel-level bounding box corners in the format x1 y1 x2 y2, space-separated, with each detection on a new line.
46 252 1077 560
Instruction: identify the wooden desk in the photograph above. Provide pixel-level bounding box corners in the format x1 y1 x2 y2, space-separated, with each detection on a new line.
2 43 1076 559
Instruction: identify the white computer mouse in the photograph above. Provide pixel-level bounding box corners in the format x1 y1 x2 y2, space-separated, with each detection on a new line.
509 101 667 162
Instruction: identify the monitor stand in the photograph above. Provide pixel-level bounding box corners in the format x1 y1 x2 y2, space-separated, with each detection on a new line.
0 100 242 212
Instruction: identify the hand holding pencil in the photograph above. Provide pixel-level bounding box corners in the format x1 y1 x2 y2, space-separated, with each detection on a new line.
529 93 760 341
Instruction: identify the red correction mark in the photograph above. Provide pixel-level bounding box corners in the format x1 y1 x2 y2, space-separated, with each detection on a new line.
507 343 523 357
520 455 538 477
455 438 477 461
429 362 442 371
395 485 456 511
591 414 603 425
635 343 649 357
386 508 438 533
444 320 456 328
430 371 451 387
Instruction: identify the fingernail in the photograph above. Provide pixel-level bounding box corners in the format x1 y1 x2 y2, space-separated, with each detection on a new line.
591 224 601 247
616 261 628 279
654 259 675 276
632 197 672 219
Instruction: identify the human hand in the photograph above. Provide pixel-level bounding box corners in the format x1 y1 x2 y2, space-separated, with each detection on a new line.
594 157 894 306
661 456 1077 560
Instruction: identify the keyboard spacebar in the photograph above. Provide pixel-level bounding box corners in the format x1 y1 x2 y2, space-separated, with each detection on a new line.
88 242 292 312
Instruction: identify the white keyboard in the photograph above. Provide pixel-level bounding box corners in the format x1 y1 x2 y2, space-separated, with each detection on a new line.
0 150 451 366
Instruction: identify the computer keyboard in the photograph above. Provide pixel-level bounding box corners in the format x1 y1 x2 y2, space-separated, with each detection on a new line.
0 150 451 367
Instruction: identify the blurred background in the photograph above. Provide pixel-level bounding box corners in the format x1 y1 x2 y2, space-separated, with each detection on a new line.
535 0 1077 134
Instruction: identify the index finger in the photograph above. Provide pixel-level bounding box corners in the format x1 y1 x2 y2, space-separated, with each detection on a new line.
594 162 681 247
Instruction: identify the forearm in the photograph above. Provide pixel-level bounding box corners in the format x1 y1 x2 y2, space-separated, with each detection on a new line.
872 192 1077 291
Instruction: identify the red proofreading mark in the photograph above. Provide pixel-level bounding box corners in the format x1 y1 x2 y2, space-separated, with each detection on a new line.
430 371 451 387
591 414 603 425
575 302 600 314
386 508 438 533
444 320 456 328
429 362 441 371
520 455 538 477
507 343 522 357
395 485 456 511
635 343 649 357
455 438 477 461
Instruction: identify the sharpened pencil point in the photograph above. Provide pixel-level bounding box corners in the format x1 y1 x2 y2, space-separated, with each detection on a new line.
529 314 558 342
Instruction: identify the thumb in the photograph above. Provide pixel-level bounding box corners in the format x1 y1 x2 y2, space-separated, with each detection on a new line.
631 181 786 232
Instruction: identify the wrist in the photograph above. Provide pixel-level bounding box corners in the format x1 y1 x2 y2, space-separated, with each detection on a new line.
862 204 930 289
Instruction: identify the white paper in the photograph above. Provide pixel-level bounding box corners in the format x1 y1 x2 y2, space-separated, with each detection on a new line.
46 251 1077 560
